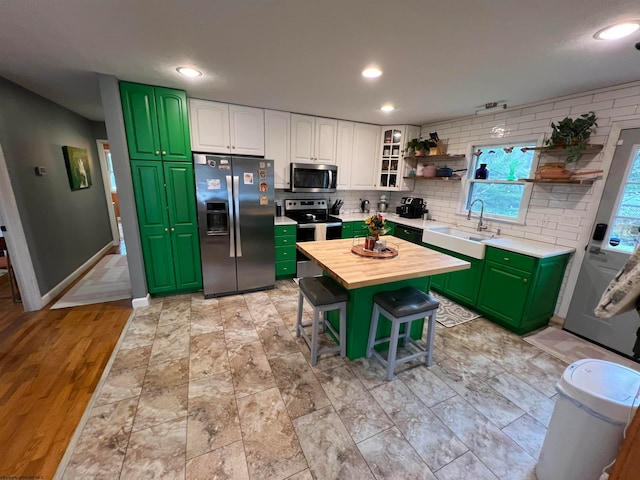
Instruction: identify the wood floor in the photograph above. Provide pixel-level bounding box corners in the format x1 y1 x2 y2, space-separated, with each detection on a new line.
0 253 132 479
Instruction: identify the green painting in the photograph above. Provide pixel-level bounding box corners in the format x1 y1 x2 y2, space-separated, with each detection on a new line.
62 146 92 190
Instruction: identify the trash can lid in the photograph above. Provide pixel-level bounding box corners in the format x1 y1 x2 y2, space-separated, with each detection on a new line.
560 359 640 423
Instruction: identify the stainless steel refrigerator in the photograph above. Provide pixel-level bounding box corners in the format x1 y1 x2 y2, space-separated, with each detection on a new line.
193 154 275 297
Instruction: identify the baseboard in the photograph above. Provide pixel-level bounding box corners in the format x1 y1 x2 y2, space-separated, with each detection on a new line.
131 294 150 308
40 243 113 308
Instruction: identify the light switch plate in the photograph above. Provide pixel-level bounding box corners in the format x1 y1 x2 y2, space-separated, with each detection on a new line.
34 166 47 176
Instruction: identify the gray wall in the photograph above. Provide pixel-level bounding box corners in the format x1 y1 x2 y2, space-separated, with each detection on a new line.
0 77 112 293
90 121 108 140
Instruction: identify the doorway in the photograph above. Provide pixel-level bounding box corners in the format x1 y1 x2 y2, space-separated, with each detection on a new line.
564 128 640 359
97 140 125 254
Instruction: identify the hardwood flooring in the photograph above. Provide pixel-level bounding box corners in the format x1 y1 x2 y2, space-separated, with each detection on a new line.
0 248 132 480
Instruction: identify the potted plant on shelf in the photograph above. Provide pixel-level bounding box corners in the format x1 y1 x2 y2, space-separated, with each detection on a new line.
405 137 436 157
545 111 598 163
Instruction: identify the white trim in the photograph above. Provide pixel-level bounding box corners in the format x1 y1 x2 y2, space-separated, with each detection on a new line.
53 309 136 480
96 139 119 246
557 119 640 317
40 243 112 307
0 143 42 310
131 294 150 309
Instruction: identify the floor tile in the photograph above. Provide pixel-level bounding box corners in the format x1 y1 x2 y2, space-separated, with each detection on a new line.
120 314 159 350
269 352 331 419
149 320 190 366
157 298 191 327
143 356 189 392
186 441 249 480
189 330 229 381
358 426 436 479
370 380 468 470
237 387 307 479
95 365 146 406
120 417 187 480
502 413 547 458
434 451 498 480
110 345 152 372
397 366 457 407
187 371 241 460
133 383 188 432
293 406 374 480
228 339 276 398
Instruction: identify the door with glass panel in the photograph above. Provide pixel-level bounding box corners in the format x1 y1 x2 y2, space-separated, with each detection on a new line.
564 128 640 358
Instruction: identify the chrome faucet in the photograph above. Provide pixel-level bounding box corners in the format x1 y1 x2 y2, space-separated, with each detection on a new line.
467 198 488 232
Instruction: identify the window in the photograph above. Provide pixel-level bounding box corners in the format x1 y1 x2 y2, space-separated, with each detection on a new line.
461 139 539 223
608 145 640 252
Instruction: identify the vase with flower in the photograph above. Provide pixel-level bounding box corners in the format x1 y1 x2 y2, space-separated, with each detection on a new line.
364 213 389 244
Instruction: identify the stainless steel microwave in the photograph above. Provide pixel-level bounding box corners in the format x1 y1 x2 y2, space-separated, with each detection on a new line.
289 163 337 193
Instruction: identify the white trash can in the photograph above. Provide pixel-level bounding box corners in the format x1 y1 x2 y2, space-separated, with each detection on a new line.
536 359 640 480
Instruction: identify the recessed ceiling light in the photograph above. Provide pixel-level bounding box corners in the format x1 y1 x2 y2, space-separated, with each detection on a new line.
176 67 202 77
380 104 394 112
362 67 383 78
594 22 640 40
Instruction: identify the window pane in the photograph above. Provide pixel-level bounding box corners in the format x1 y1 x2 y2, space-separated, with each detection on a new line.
627 150 640 182
609 217 640 253
473 145 534 180
618 183 640 218
468 182 525 218
609 148 640 252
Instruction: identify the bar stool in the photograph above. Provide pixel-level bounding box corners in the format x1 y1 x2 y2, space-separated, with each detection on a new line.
366 287 439 381
296 276 348 366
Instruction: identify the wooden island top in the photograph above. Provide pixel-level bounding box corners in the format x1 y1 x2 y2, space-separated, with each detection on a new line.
296 236 470 289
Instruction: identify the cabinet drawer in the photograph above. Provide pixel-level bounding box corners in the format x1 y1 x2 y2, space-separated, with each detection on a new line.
484 247 536 272
276 260 296 276
275 245 296 261
341 223 353 238
275 235 296 247
275 225 296 236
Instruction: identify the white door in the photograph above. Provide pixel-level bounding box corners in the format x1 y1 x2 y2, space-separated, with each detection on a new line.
564 128 640 358
189 99 230 153
335 121 354 189
314 117 338 164
229 105 265 156
290 114 315 163
265 110 290 189
350 123 380 189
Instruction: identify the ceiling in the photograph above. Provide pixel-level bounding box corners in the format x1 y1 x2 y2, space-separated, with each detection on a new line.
1 0 639 125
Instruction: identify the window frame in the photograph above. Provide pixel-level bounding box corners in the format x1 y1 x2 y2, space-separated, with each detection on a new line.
457 134 544 225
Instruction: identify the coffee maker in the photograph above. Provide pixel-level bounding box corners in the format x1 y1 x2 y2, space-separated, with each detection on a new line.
398 197 424 218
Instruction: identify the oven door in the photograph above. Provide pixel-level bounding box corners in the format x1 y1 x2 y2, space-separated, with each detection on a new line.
296 222 342 277
290 163 337 193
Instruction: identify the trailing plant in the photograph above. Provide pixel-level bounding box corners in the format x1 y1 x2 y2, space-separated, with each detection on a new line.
545 111 598 163
405 136 436 156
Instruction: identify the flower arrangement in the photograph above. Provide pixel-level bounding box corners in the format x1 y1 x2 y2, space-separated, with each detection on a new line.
365 213 389 237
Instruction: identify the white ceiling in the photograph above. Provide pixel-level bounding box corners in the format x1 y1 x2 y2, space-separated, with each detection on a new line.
1 0 639 124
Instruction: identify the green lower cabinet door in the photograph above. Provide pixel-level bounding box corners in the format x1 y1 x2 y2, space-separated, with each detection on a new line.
120 82 162 161
155 87 191 162
130 160 176 294
429 273 447 291
384 221 395 236
341 222 353 238
445 256 483 306
164 162 202 290
477 261 531 327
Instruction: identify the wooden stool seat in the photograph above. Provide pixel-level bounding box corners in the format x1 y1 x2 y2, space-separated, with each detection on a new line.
296 277 347 366
366 286 439 381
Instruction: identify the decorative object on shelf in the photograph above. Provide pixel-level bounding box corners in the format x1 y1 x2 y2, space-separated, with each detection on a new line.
535 162 573 180
545 111 598 163
473 149 483 158
364 213 389 239
503 146 514 154
436 166 467 177
422 164 437 177
405 136 436 157
474 163 489 179
62 146 92 190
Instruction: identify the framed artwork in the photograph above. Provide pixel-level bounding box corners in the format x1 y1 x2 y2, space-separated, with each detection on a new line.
62 146 92 190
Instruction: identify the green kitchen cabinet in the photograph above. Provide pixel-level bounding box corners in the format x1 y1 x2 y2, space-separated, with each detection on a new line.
477 247 569 334
341 222 353 238
275 225 296 278
385 221 395 236
131 160 202 295
120 82 191 162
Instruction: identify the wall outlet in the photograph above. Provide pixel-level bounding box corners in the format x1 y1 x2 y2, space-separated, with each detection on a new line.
560 215 581 227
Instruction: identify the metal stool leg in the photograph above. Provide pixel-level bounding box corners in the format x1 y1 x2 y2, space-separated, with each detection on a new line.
310 309 320 366
339 303 346 358
367 304 380 358
425 309 437 366
385 317 402 381
296 290 304 338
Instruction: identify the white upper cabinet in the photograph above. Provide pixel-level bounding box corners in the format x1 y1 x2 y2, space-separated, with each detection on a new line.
350 123 380 189
290 114 337 164
189 99 264 155
377 125 419 191
335 121 354 189
265 110 291 189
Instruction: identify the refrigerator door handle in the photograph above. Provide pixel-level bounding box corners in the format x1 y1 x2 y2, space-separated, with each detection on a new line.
233 175 242 257
226 175 235 257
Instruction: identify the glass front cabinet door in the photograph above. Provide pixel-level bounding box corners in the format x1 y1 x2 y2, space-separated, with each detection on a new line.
378 125 420 190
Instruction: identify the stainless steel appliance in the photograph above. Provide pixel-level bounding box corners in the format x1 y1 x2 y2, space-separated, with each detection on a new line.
398 197 424 218
194 153 275 297
284 199 342 277
290 163 337 193
360 198 370 213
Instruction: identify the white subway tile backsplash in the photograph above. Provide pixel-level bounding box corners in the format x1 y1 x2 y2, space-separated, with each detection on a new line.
570 100 614 115
593 85 640 102
534 107 571 120
553 95 594 109
522 103 555 116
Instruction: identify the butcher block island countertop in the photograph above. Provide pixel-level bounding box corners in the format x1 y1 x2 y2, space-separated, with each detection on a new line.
296 236 470 290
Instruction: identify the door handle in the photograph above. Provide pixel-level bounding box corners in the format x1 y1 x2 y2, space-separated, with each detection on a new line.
589 246 607 255
233 176 242 257
226 175 235 258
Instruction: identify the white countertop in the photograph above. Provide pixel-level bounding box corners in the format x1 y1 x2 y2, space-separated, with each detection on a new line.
277 211 574 259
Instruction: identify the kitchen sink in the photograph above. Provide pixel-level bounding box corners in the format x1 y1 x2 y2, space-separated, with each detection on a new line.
422 226 493 259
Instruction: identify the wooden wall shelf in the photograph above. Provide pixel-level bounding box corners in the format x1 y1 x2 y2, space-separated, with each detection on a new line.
404 176 462 181
521 144 604 155
404 154 466 162
518 178 596 185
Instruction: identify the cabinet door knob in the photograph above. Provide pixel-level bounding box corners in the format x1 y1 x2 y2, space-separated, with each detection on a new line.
155 151 160 155
523 278 528 283
226 145 230 149
164 227 168 232
162 150 167 155
503 257 509 261
171 227 175 232
232 146 235 149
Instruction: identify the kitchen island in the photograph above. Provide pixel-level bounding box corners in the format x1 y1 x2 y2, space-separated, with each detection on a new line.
296 236 469 360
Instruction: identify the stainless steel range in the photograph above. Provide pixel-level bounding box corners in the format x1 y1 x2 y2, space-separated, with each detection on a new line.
284 199 342 277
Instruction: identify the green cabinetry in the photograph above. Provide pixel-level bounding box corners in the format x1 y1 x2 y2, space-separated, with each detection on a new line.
120 82 191 162
340 220 395 239
131 161 202 294
424 243 483 306
477 247 569 334
275 225 296 278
